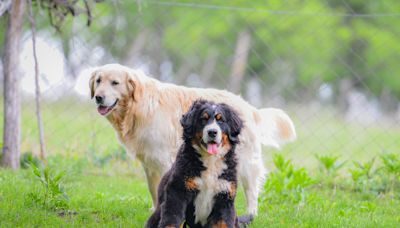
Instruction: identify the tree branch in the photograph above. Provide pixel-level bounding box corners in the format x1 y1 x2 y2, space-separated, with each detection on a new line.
28 0 47 161
0 0 12 17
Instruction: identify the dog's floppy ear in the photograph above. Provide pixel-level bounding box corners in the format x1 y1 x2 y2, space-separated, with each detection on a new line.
221 104 243 143
89 70 97 99
180 108 196 140
126 76 136 100
180 99 207 140
125 71 142 102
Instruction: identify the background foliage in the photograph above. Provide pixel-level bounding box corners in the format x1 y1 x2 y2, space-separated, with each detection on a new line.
1 0 400 226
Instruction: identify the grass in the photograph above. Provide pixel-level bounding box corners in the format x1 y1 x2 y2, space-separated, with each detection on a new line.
0 99 400 227
0 167 150 227
255 191 400 227
277 106 400 170
1 161 399 227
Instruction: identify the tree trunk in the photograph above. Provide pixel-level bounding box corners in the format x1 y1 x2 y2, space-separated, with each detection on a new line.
124 30 149 67
228 30 251 93
2 0 25 169
200 50 219 86
337 78 352 113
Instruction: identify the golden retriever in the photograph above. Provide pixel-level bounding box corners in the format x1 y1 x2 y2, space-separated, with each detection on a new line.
89 63 296 216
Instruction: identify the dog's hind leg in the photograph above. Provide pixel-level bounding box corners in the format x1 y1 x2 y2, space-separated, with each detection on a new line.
238 143 266 216
240 161 265 216
146 206 161 228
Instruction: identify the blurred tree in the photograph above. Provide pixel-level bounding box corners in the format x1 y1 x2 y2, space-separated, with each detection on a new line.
1 0 97 169
229 30 251 93
2 0 400 109
326 0 400 108
2 0 25 169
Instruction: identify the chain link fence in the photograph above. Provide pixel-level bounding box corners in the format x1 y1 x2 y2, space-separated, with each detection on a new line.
2 1 400 171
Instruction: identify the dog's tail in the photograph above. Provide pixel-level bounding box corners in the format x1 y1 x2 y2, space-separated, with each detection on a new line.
254 108 297 148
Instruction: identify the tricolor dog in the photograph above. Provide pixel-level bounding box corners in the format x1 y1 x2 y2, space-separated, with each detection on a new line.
146 100 251 228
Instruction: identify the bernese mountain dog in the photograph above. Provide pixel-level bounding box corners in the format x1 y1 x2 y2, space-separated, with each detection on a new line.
146 99 253 228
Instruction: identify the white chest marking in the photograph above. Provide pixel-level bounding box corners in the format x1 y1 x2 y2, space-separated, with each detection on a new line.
193 154 231 226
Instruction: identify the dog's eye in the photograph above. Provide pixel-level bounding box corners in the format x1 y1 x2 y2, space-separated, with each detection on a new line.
96 78 101 84
111 81 119 86
216 114 223 121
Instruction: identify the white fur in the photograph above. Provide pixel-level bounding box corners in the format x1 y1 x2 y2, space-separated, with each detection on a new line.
193 146 231 225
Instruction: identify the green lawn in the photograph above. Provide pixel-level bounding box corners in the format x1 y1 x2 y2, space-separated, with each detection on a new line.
0 164 399 227
0 99 399 227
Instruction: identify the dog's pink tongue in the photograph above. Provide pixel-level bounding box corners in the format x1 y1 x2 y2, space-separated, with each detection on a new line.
207 144 218 155
97 106 110 115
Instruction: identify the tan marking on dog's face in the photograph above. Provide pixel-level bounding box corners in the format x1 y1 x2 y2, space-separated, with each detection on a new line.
229 182 237 199
221 133 231 150
185 178 198 191
192 132 203 147
212 220 228 228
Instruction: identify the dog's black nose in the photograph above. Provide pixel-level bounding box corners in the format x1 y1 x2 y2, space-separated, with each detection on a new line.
95 95 104 104
208 129 218 138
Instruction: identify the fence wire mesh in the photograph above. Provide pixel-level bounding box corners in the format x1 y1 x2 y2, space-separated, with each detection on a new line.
1 1 400 171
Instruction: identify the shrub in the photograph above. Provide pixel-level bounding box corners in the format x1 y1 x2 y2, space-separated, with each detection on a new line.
380 153 400 194
263 154 315 204
20 152 42 169
315 154 346 187
26 162 69 210
349 158 376 193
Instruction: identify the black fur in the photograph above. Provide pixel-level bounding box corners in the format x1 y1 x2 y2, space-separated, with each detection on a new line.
146 99 253 228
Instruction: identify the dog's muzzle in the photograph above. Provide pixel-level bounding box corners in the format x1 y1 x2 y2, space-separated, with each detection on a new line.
97 99 118 116
202 122 222 155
